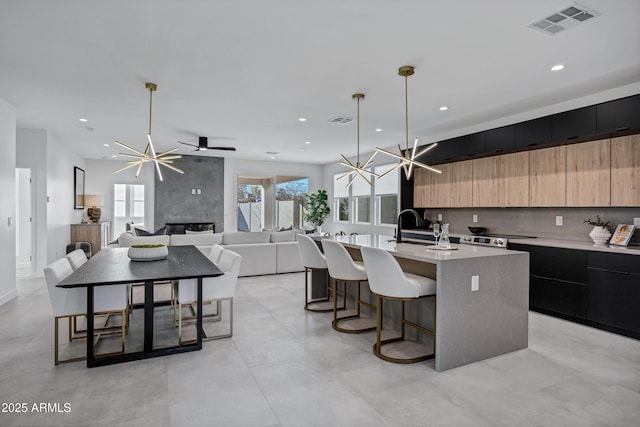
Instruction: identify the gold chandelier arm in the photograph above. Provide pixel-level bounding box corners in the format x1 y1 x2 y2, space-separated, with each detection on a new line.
415 142 438 158
113 162 143 173
115 140 149 158
408 137 419 178
375 161 404 178
156 155 182 161
135 160 144 178
156 160 185 174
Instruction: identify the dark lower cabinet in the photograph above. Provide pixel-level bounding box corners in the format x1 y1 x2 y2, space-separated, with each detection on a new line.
510 243 639 339
530 276 586 319
587 269 640 334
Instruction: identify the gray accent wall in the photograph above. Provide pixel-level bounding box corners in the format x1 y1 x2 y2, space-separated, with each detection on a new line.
154 155 224 232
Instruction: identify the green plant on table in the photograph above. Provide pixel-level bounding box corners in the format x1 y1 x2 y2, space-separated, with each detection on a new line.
303 189 331 228
584 215 611 229
131 244 166 248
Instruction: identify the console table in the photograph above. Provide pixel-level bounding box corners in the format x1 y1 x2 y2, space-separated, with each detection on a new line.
70 222 111 256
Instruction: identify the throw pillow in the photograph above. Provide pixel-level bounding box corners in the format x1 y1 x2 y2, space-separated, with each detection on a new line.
135 226 167 236
185 229 213 234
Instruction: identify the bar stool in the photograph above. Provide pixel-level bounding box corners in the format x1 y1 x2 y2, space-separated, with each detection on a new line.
361 246 436 364
322 239 376 334
297 234 333 312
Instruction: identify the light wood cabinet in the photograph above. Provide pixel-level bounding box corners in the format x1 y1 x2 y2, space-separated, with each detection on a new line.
472 156 501 207
611 134 640 206
431 163 451 207
566 139 610 206
450 160 473 207
502 152 530 207
70 222 111 256
530 146 566 207
413 167 432 208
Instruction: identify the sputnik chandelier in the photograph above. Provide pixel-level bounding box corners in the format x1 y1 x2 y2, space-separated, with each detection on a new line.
375 66 440 179
337 93 379 188
114 83 183 181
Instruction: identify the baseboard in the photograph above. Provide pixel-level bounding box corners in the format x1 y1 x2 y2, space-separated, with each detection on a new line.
0 288 18 307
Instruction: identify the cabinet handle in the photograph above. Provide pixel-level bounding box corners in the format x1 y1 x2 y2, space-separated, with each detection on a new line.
587 267 630 275
615 127 629 131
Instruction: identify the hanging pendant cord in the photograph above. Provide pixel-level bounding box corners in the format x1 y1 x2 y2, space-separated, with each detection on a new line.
148 88 153 136
357 96 360 165
405 75 409 151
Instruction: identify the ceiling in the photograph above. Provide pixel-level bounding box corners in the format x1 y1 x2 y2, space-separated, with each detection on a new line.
1 0 639 165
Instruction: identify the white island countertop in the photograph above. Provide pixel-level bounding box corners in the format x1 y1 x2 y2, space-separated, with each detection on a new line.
326 234 522 263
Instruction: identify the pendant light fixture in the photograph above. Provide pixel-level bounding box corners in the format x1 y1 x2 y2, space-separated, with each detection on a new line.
375 66 440 179
337 93 379 188
114 83 183 181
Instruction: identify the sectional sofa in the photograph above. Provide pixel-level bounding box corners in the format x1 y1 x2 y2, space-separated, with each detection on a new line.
111 230 304 277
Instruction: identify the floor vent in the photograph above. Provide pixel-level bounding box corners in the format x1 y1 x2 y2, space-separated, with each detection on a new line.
329 116 353 124
529 3 600 35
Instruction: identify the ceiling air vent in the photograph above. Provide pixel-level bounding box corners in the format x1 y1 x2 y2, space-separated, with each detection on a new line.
529 3 600 36
329 116 353 124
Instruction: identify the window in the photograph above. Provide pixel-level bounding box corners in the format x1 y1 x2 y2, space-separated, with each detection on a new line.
113 184 145 236
275 176 309 229
352 169 371 223
333 173 350 222
375 164 399 226
237 176 265 231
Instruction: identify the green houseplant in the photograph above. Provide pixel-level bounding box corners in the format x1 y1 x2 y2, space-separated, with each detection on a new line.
303 189 330 232
584 215 611 246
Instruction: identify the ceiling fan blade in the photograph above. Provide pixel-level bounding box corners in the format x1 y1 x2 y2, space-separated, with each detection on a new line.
208 146 236 151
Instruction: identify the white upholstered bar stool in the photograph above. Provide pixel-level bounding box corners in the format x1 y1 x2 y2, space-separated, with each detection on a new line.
44 258 128 365
360 246 436 364
297 234 332 312
322 239 376 333
175 249 242 344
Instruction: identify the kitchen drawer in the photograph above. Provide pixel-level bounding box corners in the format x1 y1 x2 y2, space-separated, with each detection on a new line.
527 245 587 284
588 251 640 275
530 275 586 319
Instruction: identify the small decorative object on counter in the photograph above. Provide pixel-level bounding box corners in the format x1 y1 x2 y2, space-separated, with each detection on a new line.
128 244 168 261
438 223 451 249
609 224 635 246
584 215 611 246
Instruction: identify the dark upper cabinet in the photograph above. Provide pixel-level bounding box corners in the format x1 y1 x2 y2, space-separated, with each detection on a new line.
515 116 552 147
484 125 515 153
552 105 597 141
414 142 438 165
438 133 484 162
596 94 640 133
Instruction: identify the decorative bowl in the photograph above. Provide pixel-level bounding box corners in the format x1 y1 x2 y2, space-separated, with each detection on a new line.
128 244 168 261
468 226 487 235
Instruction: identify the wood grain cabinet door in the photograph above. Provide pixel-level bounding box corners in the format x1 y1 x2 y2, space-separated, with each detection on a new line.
501 151 530 207
413 167 432 208
431 163 451 208
566 139 610 206
611 134 640 206
472 156 501 207
530 146 566 207
450 160 473 207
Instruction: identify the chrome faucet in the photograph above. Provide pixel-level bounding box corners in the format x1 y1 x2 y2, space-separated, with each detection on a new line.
396 209 428 243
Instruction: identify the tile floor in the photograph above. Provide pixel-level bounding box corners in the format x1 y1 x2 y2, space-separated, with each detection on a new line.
0 272 639 427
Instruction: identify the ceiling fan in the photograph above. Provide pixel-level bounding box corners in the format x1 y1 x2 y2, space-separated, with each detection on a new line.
178 136 236 152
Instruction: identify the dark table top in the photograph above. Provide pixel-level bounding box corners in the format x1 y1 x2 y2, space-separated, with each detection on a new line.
58 246 223 288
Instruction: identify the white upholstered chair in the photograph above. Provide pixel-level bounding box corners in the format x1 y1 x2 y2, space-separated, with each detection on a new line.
297 234 332 312
321 239 376 333
208 244 225 264
65 248 88 270
360 246 437 364
175 249 242 343
44 257 128 365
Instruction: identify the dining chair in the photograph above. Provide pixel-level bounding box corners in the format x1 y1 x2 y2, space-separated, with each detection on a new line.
360 246 437 364
321 239 376 333
44 258 128 365
297 234 332 312
175 249 242 343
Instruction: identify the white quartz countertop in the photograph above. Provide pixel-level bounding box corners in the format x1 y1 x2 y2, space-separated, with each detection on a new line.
509 238 640 256
322 234 524 264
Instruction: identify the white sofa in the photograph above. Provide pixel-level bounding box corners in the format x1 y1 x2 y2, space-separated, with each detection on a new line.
112 230 303 277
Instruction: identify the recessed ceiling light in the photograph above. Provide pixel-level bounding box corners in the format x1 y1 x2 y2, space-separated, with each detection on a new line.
79 118 88 122
270 156 276 159
112 154 117 158
298 118 307 122
375 128 382 132
305 141 311 145
439 106 448 111
103 143 110 147
551 64 565 71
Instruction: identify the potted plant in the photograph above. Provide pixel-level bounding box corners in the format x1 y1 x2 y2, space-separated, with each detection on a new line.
584 215 611 246
303 189 330 234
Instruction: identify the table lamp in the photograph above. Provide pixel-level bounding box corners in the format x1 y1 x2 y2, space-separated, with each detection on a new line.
84 194 104 223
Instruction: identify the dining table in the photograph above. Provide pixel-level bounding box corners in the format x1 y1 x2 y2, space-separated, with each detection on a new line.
57 245 223 367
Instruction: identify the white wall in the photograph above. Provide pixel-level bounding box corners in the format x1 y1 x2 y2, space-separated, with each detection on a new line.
45 133 84 263
15 168 31 265
16 128 48 275
0 97 17 306
224 158 323 232
85 159 156 239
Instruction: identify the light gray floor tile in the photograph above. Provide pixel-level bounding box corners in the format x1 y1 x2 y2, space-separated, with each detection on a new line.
0 273 639 427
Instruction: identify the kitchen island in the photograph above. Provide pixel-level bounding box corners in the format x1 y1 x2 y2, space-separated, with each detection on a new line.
323 234 530 371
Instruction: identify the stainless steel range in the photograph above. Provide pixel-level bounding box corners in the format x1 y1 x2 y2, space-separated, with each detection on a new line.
459 234 536 248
